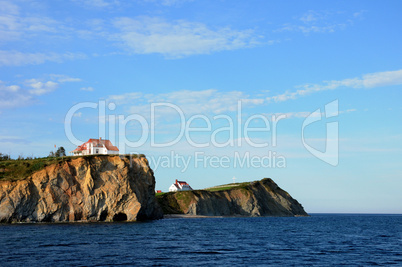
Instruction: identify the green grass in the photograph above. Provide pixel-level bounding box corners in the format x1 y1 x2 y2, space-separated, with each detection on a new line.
0 157 71 181
156 182 256 215
156 192 184 214
175 191 194 207
204 181 251 192
206 186 238 192
0 154 147 181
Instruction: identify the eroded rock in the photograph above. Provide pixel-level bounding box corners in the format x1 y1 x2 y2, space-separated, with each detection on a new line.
157 178 308 217
0 155 163 223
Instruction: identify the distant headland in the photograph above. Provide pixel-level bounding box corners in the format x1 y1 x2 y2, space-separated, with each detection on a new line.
157 178 308 217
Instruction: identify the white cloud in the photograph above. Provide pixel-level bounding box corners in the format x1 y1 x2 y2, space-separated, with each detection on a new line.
0 80 32 108
360 70 402 88
23 17 59 33
81 86 95 91
280 24 339 34
267 109 356 119
0 0 19 15
0 93 32 108
265 111 323 119
1 2 261 60
300 10 322 23
24 74 82 95
149 89 265 114
0 73 84 108
109 92 142 104
0 51 86 66
277 10 360 34
113 17 260 58
108 89 266 116
299 10 330 24
353 10 367 20
267 69 402 102
0 1 87 65
160 0 193 5
0 81 20 92
142 0 194 6
26 79 59 95
0 1 22 42
241 98 265 105
72 0 120 7
339 109 356 114
0 2 61 43
50 74 82 83
281 111 318 118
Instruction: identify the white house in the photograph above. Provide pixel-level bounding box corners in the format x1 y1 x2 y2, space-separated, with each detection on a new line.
169 179 193 192
70 138 119 156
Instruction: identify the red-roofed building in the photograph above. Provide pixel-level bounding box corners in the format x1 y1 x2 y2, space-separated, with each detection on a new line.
70 138 119 156
169 179 193 192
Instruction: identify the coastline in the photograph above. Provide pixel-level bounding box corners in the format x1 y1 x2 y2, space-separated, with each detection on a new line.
163 214 224 219
162 214 310 219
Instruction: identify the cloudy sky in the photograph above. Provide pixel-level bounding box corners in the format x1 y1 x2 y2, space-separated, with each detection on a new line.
1 0 401 213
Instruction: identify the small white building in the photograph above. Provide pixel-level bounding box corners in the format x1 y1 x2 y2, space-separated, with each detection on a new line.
70 138 119 156
169 179 193 192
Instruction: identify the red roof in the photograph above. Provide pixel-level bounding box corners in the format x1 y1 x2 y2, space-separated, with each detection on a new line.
175 179 193 190
72 138 119 152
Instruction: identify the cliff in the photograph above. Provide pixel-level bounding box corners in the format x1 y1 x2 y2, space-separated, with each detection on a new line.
0 155 163 223
157 178 308 217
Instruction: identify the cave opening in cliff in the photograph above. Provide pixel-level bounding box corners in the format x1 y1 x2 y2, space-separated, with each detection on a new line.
113 213 127 222
100 210 108 221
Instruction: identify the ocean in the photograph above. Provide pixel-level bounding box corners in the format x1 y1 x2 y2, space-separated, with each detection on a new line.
0 214 401 266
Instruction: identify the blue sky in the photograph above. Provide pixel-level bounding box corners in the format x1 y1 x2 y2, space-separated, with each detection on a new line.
1 0 401 213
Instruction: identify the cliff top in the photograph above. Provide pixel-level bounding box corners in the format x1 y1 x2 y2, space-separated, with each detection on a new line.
155 178 277 196
204 181 255 192
0 154 145 182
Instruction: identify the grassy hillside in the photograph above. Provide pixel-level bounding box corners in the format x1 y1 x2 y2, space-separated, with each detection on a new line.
0 157 69 181
155 178 308 217
203 182 250 192
156 181 253 214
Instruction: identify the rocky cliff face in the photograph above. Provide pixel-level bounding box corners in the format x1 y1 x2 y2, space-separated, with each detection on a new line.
157 178 308 217
0 155 163 223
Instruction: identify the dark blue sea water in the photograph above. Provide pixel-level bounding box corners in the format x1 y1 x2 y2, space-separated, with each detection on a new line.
0 214 401 266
